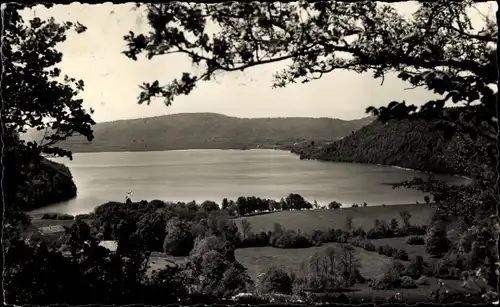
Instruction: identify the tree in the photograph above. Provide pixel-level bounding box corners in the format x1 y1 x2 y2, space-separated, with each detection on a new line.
345 215 353 233
240 219 252 239
256 265 293 295
135 211 167 252
222 198 229 210
236 196 248 216
338 244 363 287
399 211 412 229
188 236 252 297
390 218 399 231
328 201 342 210
313 200 319 209
2 4 95 242
425 221 451 256
201 200 219 213
163 217 194 256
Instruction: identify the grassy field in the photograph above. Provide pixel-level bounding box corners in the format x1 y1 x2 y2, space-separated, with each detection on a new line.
234 203 436 233
235 243 398 280
147 241 474 302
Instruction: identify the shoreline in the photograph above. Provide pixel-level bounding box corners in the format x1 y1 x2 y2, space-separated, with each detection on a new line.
51 147 471 181
50 147 292 156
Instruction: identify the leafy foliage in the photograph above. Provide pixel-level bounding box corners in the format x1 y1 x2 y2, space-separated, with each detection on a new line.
2 3 95 241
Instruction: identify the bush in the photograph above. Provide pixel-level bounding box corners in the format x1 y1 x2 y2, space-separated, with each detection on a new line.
405 235 425 245
57 213 75 220
41 213 58 219
407 224 427 236
394 249 409 261
271 230 314 249
415 275 430 286
371 261 405 290
377 245 394 257
366 229 384 239
425 222 451 256
432 259 462 280
400 276 417 289
363 241 376 252
353 226 366 238
327 201 342 210
405 256 426 279
75 213 94 220
256 266 293 295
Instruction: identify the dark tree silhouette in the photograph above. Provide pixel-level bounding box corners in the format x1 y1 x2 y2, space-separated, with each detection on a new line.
2 4 95 236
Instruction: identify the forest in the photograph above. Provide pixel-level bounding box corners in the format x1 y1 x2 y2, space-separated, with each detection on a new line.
293 116 485 178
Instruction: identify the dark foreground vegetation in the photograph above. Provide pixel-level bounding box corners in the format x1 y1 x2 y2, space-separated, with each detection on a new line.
4 1 498 305
17 157 78 211
26 197 497 304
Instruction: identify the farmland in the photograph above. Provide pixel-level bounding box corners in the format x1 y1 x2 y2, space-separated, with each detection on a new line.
233 203 435 233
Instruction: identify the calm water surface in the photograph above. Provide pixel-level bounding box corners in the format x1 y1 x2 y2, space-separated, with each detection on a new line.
32 149 469 215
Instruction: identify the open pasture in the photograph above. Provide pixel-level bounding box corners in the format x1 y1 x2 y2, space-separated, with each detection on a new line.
234 204 436 233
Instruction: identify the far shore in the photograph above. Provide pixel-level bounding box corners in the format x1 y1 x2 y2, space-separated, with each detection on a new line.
52 147 473 181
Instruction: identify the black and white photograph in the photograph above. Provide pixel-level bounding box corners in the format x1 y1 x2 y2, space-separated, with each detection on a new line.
3 0 499 305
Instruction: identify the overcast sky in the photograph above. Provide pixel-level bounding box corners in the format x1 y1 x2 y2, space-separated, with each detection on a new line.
25 2 496 122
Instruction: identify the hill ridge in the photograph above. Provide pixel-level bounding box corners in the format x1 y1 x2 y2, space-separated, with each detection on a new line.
24 112 375 153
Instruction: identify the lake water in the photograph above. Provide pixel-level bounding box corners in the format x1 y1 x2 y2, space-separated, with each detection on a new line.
32 149 470 215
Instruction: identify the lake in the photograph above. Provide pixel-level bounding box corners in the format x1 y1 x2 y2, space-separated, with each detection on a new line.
31 149 470 215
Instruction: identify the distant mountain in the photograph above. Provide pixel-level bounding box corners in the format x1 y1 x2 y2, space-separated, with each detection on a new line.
23 113 374 153
293 118 484 177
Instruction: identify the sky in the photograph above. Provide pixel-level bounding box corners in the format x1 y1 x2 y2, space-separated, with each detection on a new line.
24 1 497 123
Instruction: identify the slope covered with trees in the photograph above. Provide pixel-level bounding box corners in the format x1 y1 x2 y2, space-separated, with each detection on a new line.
294 116 484 177
20 158 78 211
24 113 373 153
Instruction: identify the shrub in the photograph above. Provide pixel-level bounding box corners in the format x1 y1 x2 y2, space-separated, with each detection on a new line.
394 249 409 261
371 261 404 290
407 225 427 236
400 276 417 289
415 275 430 286
366 229 384 239
75 213 94 220
390 218 399 230
271 230 314 249
41 213 58 219
327 201 342 210
353 226 366 238
363 241 376 252
56 213 74 220
405 235 425 245
256 265 293 295
425 222 451 256
432 257 463 280
405 255 426 279
377 245 394 257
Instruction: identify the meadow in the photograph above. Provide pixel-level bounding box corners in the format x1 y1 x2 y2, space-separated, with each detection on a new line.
233 203 436 233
